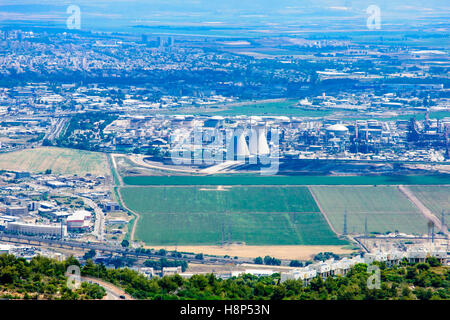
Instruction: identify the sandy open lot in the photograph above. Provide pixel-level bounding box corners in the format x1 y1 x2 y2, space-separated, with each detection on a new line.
0 147 108 176
145 245 356 260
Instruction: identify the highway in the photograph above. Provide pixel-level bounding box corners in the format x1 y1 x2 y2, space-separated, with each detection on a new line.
45 117 67 143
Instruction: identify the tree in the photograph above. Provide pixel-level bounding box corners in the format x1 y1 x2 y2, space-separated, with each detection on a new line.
195 253 204 260
65 255 80 267
426 257 441 267
158 277 178 293
157 249 167 256
83 249 96 260
254 257 263 265
264 256 281 266
289 260 303 267
414 287 433 300
271 285 286 300
79 282 106 299
121 240 129 248
416 263 430 271
314 252 340 261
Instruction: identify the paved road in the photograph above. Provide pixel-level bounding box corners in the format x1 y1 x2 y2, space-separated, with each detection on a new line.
128 154 200 173
45 117 67 142
399 185 448 236
81 276 133 300
82 196 105 241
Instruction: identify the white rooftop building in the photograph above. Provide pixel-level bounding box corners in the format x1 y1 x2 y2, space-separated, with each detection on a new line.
67 210 92 230
281 246 448 285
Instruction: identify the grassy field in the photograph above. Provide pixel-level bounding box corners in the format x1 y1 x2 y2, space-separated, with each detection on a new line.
123 174 450 186
119 186 346 246
409 186 450 218
146 99 335 117
0 147 109 176
213 100 333 117
120 186 319 213
310 186 428 235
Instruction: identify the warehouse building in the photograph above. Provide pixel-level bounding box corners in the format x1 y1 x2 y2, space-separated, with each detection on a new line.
6 221 67 237
66 210 92 231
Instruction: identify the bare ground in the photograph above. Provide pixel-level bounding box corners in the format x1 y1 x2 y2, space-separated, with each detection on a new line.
145 245 356 260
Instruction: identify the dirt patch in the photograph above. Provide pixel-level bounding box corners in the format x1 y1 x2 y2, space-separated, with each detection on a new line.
145 245 356 260
199 186 231 191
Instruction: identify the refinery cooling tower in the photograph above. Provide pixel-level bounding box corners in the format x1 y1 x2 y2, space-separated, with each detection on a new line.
249 126 270 156
227 129 250 158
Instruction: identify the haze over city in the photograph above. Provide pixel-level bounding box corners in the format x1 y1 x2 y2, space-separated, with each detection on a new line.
0 0 448 311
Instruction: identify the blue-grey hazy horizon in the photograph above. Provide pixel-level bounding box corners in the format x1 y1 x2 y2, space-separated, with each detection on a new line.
0 0 448 35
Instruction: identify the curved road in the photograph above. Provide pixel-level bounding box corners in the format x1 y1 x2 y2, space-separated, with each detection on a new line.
81 276 134 300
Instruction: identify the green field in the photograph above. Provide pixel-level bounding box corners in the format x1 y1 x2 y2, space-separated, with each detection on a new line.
120 186 319 213
143 99 335 117
409 186 450 218
123 174 450 186
213 100 333 117
310 186 428 235
120 186 346 245
0 147 109 176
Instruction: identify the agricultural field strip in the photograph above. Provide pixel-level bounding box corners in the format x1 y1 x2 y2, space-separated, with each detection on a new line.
0 147 108 176
130 211 321 215
310 186 429 234
408 186 450 216
119 185 345 245
120 184 450 188
119 186 320 214
122 174 450 186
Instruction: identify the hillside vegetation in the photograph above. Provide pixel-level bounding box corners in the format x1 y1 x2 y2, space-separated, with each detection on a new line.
0 254 105 300
81 258 449 300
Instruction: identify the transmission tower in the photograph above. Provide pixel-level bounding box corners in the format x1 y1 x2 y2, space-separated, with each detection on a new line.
343 210 348 235
364 215 368 237
221 222 225 246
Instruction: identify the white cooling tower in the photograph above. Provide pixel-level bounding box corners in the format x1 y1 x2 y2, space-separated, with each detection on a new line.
227 129 250 159
236 130 250 157
257 126 270 156
249 126 270 156
249 128 259 155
